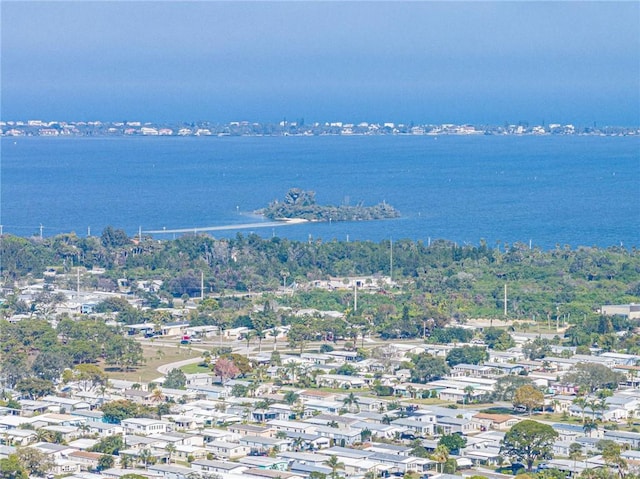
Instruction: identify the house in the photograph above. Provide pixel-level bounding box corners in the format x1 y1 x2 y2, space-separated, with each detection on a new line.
316 374 366 389
191 459 247 475
205 440 250 459
239 435 290 453
552 423 588 442
267 419 317 435
391 417 434 436
71 410 104 424
1 429 36 446
313 425 362 446
238 455 289 471
228 424 273 438
368 451 434 475
243 469 305 479
603 430 640 448
600 304 640 320
186 385 229 400
450 364 497 378
436 416 476 435
87 422 123 437
121 418 171 436
147 464 193 479
472 413 520 431
284 431 331 450
41 425 81 442
160 322 190 337
65 451 106 471
41 396 91 412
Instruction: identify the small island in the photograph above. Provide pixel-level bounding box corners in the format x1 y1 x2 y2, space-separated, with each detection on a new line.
257 188 400 222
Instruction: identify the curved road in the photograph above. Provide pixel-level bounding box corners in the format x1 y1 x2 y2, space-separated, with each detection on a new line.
157 355 205 375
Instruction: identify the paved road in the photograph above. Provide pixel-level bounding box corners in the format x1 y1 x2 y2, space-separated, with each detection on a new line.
157 356 205 375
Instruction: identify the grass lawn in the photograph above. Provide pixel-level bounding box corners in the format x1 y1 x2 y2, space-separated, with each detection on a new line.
180 363 211 374
106 344 201 384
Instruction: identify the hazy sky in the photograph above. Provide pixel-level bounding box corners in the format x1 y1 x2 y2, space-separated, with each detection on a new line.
2 1 639 125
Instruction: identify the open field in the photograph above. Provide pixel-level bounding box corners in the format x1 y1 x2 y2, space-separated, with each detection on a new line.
106 343 201 383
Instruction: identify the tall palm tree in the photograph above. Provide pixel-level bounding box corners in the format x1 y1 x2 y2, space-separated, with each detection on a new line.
283 362 300 386
583 420 598 438
120 454 132 469
151 387 165 403
247 381 259 398
165 443 176 464
569 442 583 471
601 442 627 479
431 445 449 473
284 390 300 405
463 385 475 408
573 396 589 424
587 398 600 421
245 331 255 353
343 392 360 413
138 448 153 469
324 455 344 479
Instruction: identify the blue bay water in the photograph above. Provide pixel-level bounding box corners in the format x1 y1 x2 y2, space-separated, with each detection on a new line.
1 135 638 249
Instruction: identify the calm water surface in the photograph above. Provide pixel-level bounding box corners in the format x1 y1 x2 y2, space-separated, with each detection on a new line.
1 135 638 249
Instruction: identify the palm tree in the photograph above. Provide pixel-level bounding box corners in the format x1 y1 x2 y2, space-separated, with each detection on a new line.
284 390 300 405
283 362 300 386
245 331 255 353
292 400 306 420
431 444 449 473
406 385 416 399
324 455 344 479
343 392 360 413
573 396 589 424
255 329 266 353
463 385 475 408
151 387 165 403
120 454 132 469
569 442 583 471
139 448 153 469
253 365 268 383
601 442 627 479
587 398 600 421
247 382 259 398
165 443 176 464
583 420 598 438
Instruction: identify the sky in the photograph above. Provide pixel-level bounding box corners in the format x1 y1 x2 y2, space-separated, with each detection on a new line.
1 1 639 126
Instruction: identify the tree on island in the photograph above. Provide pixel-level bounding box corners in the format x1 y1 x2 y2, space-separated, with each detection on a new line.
259 188 399 222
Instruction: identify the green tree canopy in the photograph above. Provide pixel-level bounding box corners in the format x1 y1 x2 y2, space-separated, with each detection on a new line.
163 368 187 389
438 433 468 454
446 346 488 367
101 399 143 424
500 420 558 471
409 353 450 383
563 363 623 393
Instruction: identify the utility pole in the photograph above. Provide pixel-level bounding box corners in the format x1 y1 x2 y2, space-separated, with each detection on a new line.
353 282 358 312
200 271 204 300
504 283 508 317
389 238 393 283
